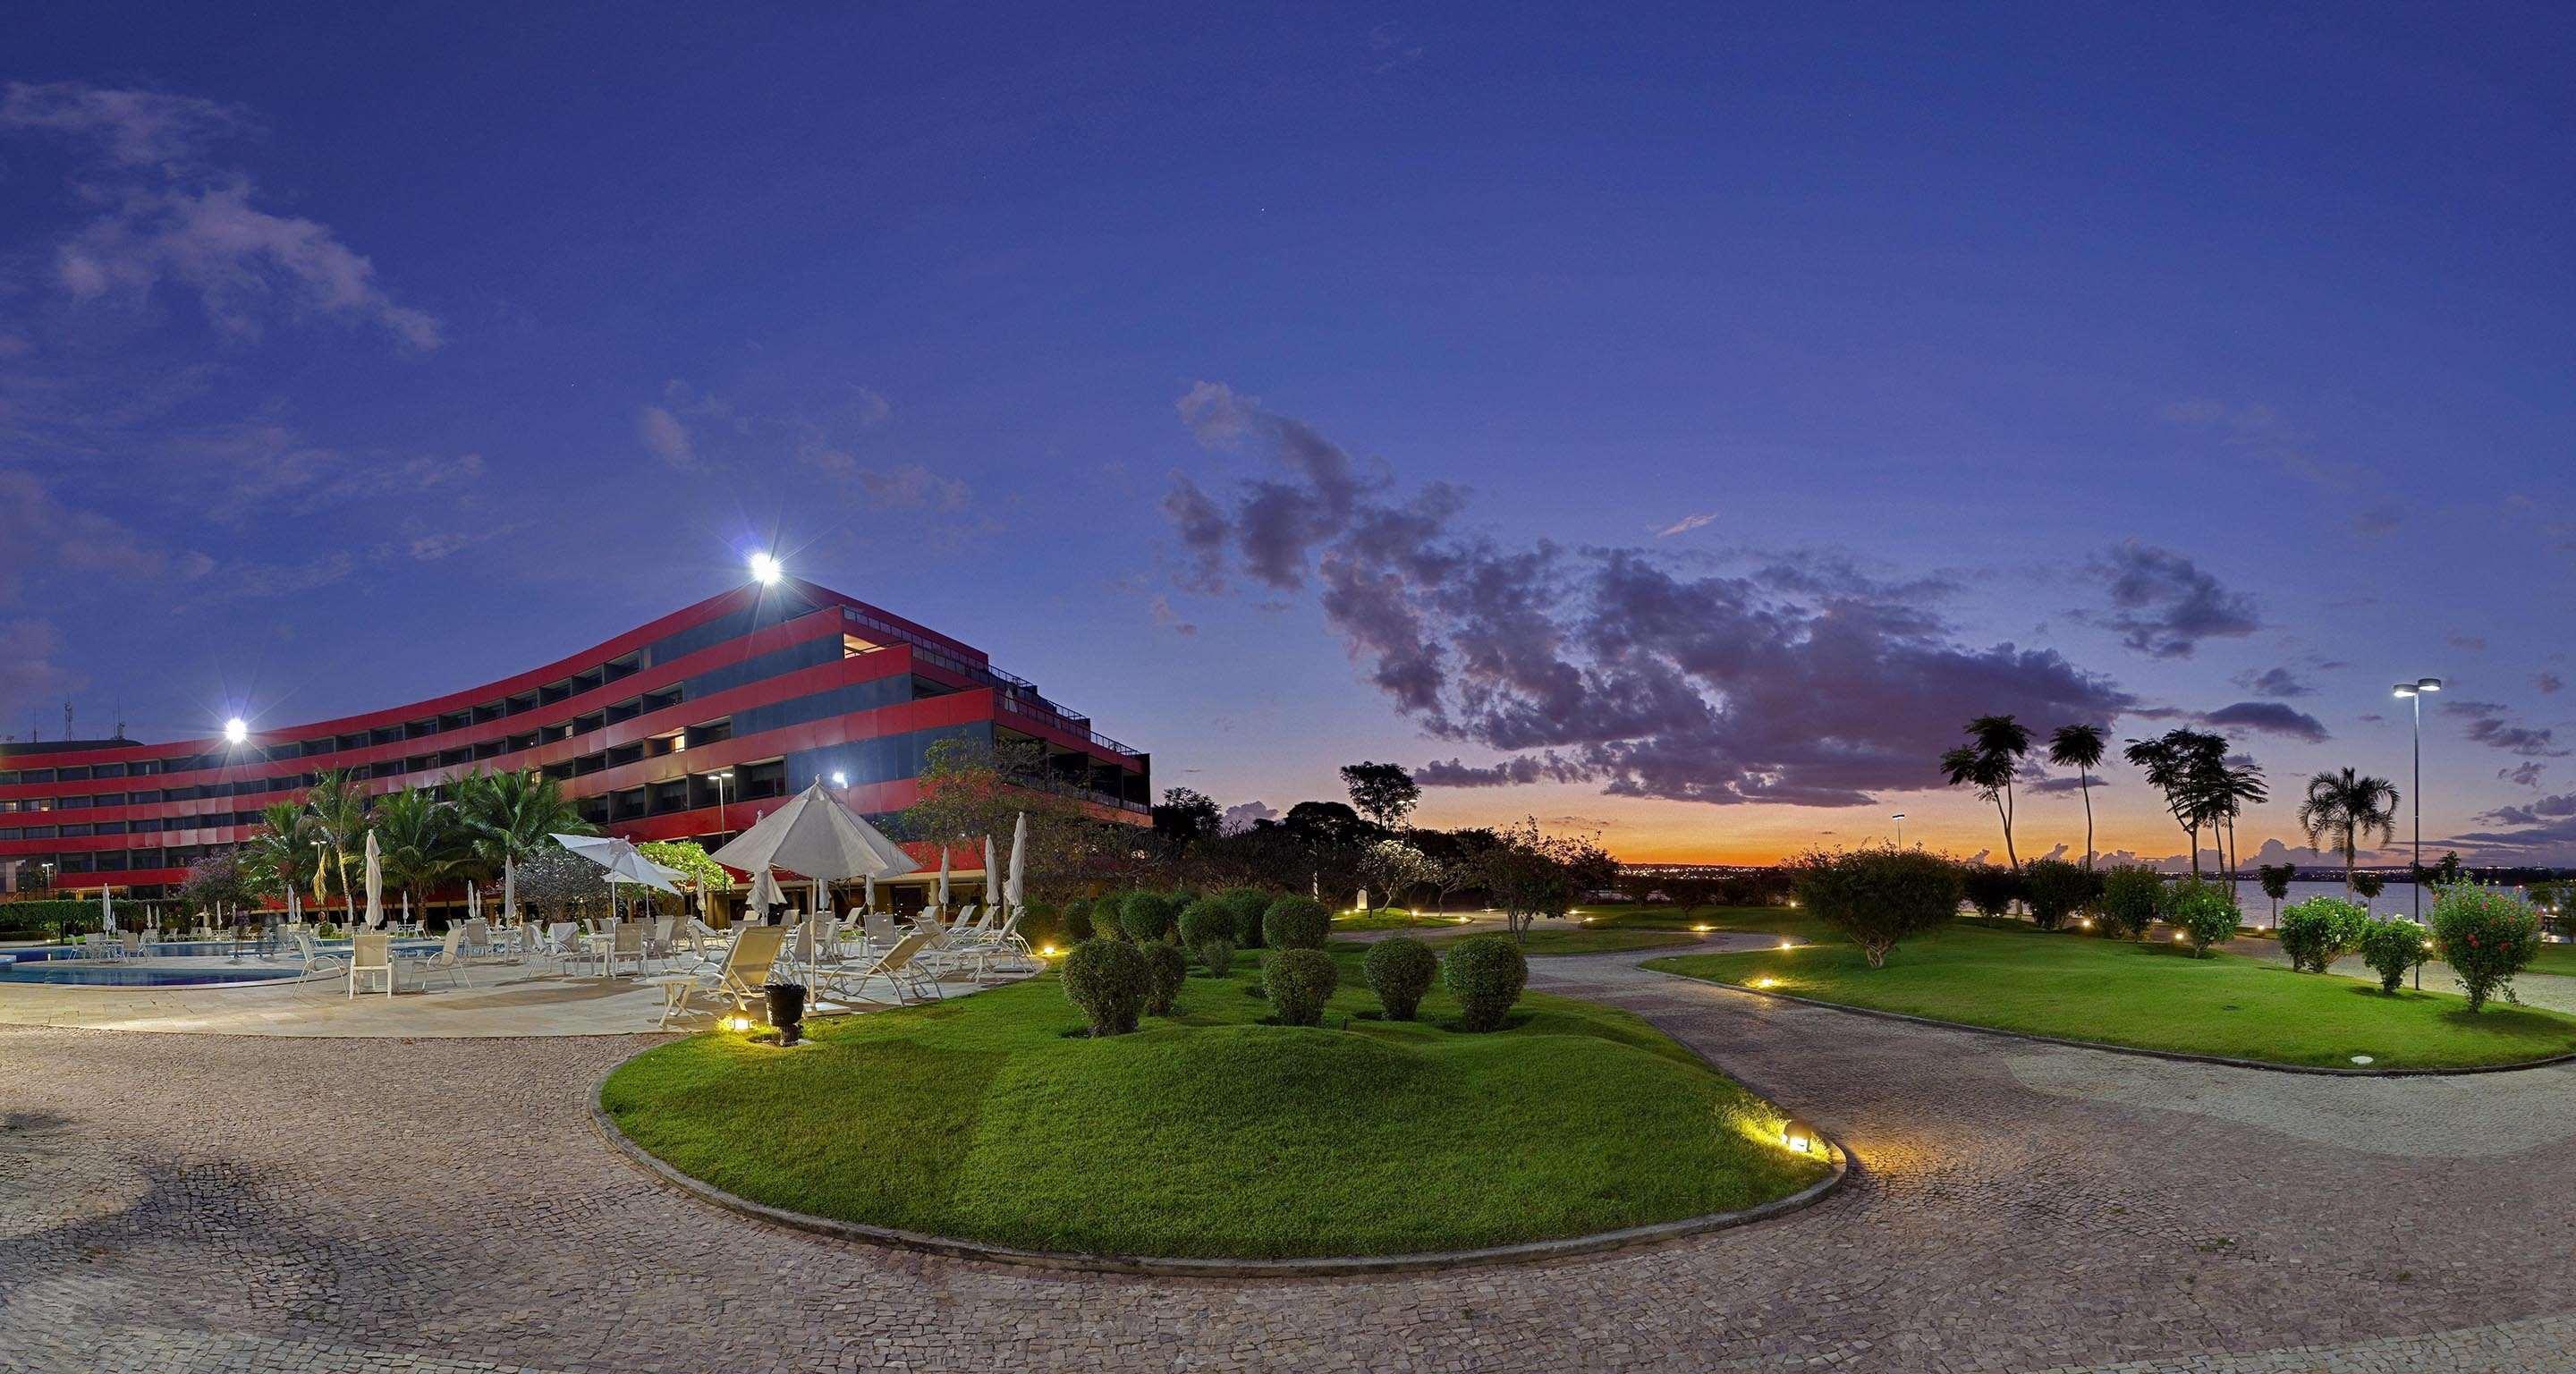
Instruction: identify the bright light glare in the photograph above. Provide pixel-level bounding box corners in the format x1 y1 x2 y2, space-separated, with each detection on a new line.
223 717 249 745
830 771 849 787
749 551 783 585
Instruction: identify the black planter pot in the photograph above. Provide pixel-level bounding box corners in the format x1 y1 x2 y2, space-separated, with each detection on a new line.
765 982 808 1046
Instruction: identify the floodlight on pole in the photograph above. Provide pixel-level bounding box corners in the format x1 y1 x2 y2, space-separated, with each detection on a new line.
223 717 249 745
2391 677 2441 920
1892 813 1906 849
749 551 783 585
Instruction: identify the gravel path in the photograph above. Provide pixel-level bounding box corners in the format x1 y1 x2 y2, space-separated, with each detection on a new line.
8 946 2576 1372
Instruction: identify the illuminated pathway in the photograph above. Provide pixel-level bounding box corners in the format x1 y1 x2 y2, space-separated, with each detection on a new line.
5 947 2576 1372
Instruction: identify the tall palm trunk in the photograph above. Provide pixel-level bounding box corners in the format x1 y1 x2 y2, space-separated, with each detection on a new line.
2079 769 2096 870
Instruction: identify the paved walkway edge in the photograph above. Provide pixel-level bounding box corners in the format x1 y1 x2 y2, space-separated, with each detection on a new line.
585 1039 1851 1278
1641 963 2576 1078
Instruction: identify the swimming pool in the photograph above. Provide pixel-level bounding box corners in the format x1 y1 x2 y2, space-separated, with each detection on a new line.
0 962 302 987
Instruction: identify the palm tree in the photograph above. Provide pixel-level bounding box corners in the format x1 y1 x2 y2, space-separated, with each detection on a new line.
301 768 372 926
1941 715 2032 870
2297 768 2400 895
373 785 466 925
2046 724 2108 870
240 800 322 918
2123 728 2228 878
456 768 593 923
2204 759 2268 903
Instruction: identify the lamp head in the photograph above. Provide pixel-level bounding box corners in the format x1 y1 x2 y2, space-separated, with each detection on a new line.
2417 677 2443 692
2393 683 2417 699
222 717 249 745
748 551 783 586
830 771 849 788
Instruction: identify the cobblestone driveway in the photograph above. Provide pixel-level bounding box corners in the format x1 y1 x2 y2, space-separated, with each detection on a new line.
7 952 2576 1372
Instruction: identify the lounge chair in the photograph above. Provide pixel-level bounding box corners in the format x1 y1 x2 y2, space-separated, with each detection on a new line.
350 932 396 997
648 925 788 1030
293 930 350 977
823 929 938 1007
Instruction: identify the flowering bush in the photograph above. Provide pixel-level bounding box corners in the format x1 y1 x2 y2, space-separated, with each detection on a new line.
2163 878 2240 957
2357 919 2428 994
2430 884 2543 1012
2277 897 2372 973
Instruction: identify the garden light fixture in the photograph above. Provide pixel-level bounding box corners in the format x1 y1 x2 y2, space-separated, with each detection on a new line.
1780 1117 1820 1156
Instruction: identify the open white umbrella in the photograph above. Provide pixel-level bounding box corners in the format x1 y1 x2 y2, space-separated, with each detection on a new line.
363 829 384 929
99 885 114 937
551 833 683 924
708 777 915 884
1005 811 1028 910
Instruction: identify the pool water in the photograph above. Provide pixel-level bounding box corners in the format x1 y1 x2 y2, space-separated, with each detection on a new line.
0 962 301 987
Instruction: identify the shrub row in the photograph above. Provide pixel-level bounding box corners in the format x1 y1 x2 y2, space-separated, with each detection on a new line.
1056 930 1531 1036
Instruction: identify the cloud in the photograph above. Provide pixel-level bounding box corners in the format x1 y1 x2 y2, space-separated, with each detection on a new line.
2446 632 2488 653
1219 800 1278 834
852 462 970 512
4 81 439 349
637 405 695 469
1166 383 2138 808
2199 700 2332 743
1148 595 1199 637
2083 540 2258 658
2445 700 2569 758
2538 673 2563 695
2230 666 2314 699
2477 793 2576 827
0 617 81 723
0 467 184 598
2499 762 2548 789
2026 772 2110 794
1655 512 1716 539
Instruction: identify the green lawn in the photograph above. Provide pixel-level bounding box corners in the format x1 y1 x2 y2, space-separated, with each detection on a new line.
1328 907 1445 930
1646 915 2576 1070
601 946 1829 1260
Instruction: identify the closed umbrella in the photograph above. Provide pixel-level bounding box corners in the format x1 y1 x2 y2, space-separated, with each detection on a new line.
748 866 786 919
99 885 114 937
983 835 999 910
401 890 411 930
503 861 518 927
936 847 951 910
467 880 482 926
1006 811 1028 910
363 830 384 929
863 873 876 912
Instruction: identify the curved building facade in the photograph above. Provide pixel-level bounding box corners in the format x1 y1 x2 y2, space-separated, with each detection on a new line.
0 578 1149 900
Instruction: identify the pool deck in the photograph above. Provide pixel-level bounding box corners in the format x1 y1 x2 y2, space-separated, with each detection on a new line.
0 955 1006 1037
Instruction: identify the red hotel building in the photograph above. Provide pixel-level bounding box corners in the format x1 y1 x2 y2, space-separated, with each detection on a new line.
0 578 1150 903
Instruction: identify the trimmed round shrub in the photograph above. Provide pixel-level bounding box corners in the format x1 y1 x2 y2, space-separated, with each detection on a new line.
1264 947 1339 1027
1441 935 1528 1032
1176 898 1236 976
1789 848 1962 968
2278 896 2372 973
1219 886 1275 947
1057 898 1095 944
2164 878 2240 957
2358 918 2430 994
2097 865 2163 940
2021 859 2098 932
1961 866 2025 920
1139 939 1188 1016
1363 937 1437 1022
2431 884 2544 1012
1061 938 1148 1037
1119 891 1183 943
1262 895 1331 950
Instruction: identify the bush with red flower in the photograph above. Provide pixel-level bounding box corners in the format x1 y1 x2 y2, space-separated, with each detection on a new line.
2429 883 2543 1012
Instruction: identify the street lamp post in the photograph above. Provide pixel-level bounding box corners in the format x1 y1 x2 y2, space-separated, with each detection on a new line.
712 769 733 833
1892 813 1905 850
2391 677 2441 922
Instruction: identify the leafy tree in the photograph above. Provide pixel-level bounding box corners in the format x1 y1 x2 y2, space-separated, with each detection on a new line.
239 799 323 913
639 840 729 915
2123 729 2231 878
456 768 594 921
899 736 1134 901
2297 768 2401 895
2205 759 2268 903
2430 884 2543 1012
2351 870 2387 907
515 844 612 921
1150 786 1223 842
2256 863 2298 923
1281 800 1373 849
1940 715 2031 870
1960 865 2024 920
1358 837 1437 915
179 852 258 929
1477 817 1614 941
301 768 373 925
1339 760 1421 832
2097 864 2163 939
1789 846 1962 968
2046 724 2108 869
2164 878 2241 957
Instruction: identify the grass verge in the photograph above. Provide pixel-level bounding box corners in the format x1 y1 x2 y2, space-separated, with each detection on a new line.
602 946 1828 1259
1646 914 2576 1070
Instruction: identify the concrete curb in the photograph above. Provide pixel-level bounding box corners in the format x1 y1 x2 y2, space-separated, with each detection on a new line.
1640 963 2576 1078
587 1040 1850 1278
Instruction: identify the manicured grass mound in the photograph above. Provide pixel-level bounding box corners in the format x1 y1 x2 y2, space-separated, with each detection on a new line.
1424 928 1702 957
1648 915 2576 1070
601 944 1830 1260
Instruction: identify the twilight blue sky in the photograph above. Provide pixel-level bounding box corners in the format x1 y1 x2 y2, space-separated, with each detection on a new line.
4 3 2572 862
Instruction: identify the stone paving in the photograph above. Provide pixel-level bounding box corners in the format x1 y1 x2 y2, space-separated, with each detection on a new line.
9 950 2576 1371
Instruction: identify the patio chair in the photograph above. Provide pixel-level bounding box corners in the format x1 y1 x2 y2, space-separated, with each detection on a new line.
415 926 471 990
594 920 647 979
350 932 396 998
119 931 144 958
648 925 789 1030
861 912 903 952
823 929 939 1007
293 930 350 977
